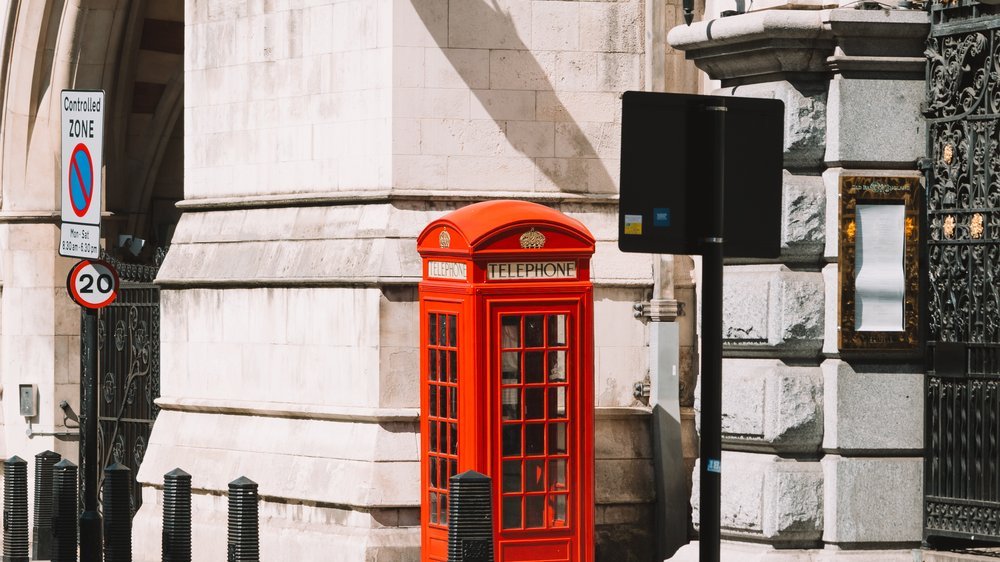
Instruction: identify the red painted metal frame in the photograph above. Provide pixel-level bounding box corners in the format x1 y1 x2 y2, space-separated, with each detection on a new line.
417 201 595 562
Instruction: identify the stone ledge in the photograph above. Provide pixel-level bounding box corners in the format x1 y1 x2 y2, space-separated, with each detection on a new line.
155 396 420 422
670 541 918 561
692 452 824 544
695 359 823 454
821 360 923 454
722 265 825 358
822 455 922 545
667 10 835 85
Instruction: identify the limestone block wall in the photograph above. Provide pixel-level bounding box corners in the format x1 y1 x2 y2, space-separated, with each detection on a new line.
669 6 930 555
131 1 677 559
392 0 643 194
184 0 393 199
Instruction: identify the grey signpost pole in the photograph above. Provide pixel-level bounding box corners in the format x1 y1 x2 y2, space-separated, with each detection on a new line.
80 307 101 561
699 104 726 562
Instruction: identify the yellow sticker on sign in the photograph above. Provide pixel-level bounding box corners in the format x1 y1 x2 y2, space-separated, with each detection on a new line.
624 214 643 235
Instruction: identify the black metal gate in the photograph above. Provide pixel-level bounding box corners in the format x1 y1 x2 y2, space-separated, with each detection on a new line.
92 250 164 515
925 3 1000 543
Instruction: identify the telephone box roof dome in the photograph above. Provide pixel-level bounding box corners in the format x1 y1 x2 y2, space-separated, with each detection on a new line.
417 200 595 253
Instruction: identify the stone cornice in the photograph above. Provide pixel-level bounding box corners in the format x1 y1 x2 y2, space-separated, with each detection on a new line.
667 10 836 85
175 190 620 212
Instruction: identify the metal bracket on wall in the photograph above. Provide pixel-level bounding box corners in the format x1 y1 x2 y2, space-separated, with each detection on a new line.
633 299 682 322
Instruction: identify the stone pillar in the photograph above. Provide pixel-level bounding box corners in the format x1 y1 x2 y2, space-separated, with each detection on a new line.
668 5 929 558
820 8 929 550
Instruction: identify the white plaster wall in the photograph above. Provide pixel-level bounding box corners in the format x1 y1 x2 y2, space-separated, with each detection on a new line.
184 0 393 198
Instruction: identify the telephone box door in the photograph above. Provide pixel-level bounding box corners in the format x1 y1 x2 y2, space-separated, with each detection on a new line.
490 298 593 562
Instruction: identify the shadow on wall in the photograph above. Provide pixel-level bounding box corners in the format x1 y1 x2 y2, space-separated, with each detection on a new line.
410 0 617 195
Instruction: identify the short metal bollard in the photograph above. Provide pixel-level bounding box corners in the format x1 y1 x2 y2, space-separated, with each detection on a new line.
51 460 78 562
227 476 259 562
31 450 60 561
447 470 495 562
3 456 29 562
103 463 132 562
162 468 192 562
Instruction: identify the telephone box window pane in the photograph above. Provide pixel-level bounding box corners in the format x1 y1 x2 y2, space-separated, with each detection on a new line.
430 492 439 524
449 422 458 454
547 351 566 382
429 386 438 417
502 352 521 384
548 314 567 346
502 497 522 529
526 423 544 455
551 495 567 526
449 458 457 481
430 457 439 488
447 315 457 346
502 425 521 457
429 314 437 346
525 388 544 419
441 494 449 525
439 388 447 420
548 387 566 419
525 315 544 347
449 387 457 419
525 459 545 492
447 350 457 383
430 421 438 451
525 496 545 528
502 316 520 348
429 351 438 382
438 315 448 347
549 459 567 490
549 423 567 455
502 389 521 420
524 351 544 383
503 460 522 492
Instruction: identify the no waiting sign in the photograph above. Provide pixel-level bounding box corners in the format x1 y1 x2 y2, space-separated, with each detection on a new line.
60 90 104 259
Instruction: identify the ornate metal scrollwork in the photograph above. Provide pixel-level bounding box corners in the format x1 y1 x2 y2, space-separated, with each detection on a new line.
92 248 165 516
925 21 1000 543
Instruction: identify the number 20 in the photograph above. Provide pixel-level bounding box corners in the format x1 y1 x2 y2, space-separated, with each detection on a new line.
79 273 113 294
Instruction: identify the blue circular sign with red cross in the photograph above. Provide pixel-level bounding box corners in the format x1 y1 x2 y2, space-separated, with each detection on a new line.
68 143 94 218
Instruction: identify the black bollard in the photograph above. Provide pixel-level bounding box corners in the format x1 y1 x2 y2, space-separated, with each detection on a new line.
447 471 494 562
51 460 78 562
227 476 259 562
31 450 60 560
3 456 29 562
103 463 132 562
162 468 192 562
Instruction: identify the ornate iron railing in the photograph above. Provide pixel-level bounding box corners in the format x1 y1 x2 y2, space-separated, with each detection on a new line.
925 8 1000 543
93 248 164 516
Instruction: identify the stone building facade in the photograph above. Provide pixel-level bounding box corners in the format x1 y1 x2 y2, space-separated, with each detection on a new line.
669 3 931 560
0 1 706 560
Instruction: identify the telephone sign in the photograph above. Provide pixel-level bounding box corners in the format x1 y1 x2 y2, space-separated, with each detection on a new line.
60 90 105 259
66 259 119 309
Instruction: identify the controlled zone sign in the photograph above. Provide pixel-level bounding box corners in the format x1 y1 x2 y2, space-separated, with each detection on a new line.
60 90 104 259
66 259 119 309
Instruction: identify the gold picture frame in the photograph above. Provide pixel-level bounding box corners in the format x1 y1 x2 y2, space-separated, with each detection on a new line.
838 175 921 351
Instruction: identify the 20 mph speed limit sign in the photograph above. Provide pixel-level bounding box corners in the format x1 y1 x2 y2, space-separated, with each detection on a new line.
66 259 119 309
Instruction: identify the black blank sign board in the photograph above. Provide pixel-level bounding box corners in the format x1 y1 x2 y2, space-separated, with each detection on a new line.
618 91 785 258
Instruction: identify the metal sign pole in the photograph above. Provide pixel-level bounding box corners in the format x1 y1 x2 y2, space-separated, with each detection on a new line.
699 104 726 562
80 307 102 561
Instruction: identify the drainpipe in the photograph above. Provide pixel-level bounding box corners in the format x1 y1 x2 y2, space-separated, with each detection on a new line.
638 254 697 559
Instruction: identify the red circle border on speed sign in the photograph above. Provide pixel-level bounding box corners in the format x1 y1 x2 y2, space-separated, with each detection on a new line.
66 259 120 309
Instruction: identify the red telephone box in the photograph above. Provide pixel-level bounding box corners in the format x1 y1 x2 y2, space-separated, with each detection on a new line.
417 200 595 562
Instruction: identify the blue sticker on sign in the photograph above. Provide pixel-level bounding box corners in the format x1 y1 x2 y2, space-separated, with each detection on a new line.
707 459 721 473
653 208 671 227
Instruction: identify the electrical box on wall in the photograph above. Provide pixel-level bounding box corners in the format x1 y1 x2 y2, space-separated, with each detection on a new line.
18 384 37 417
